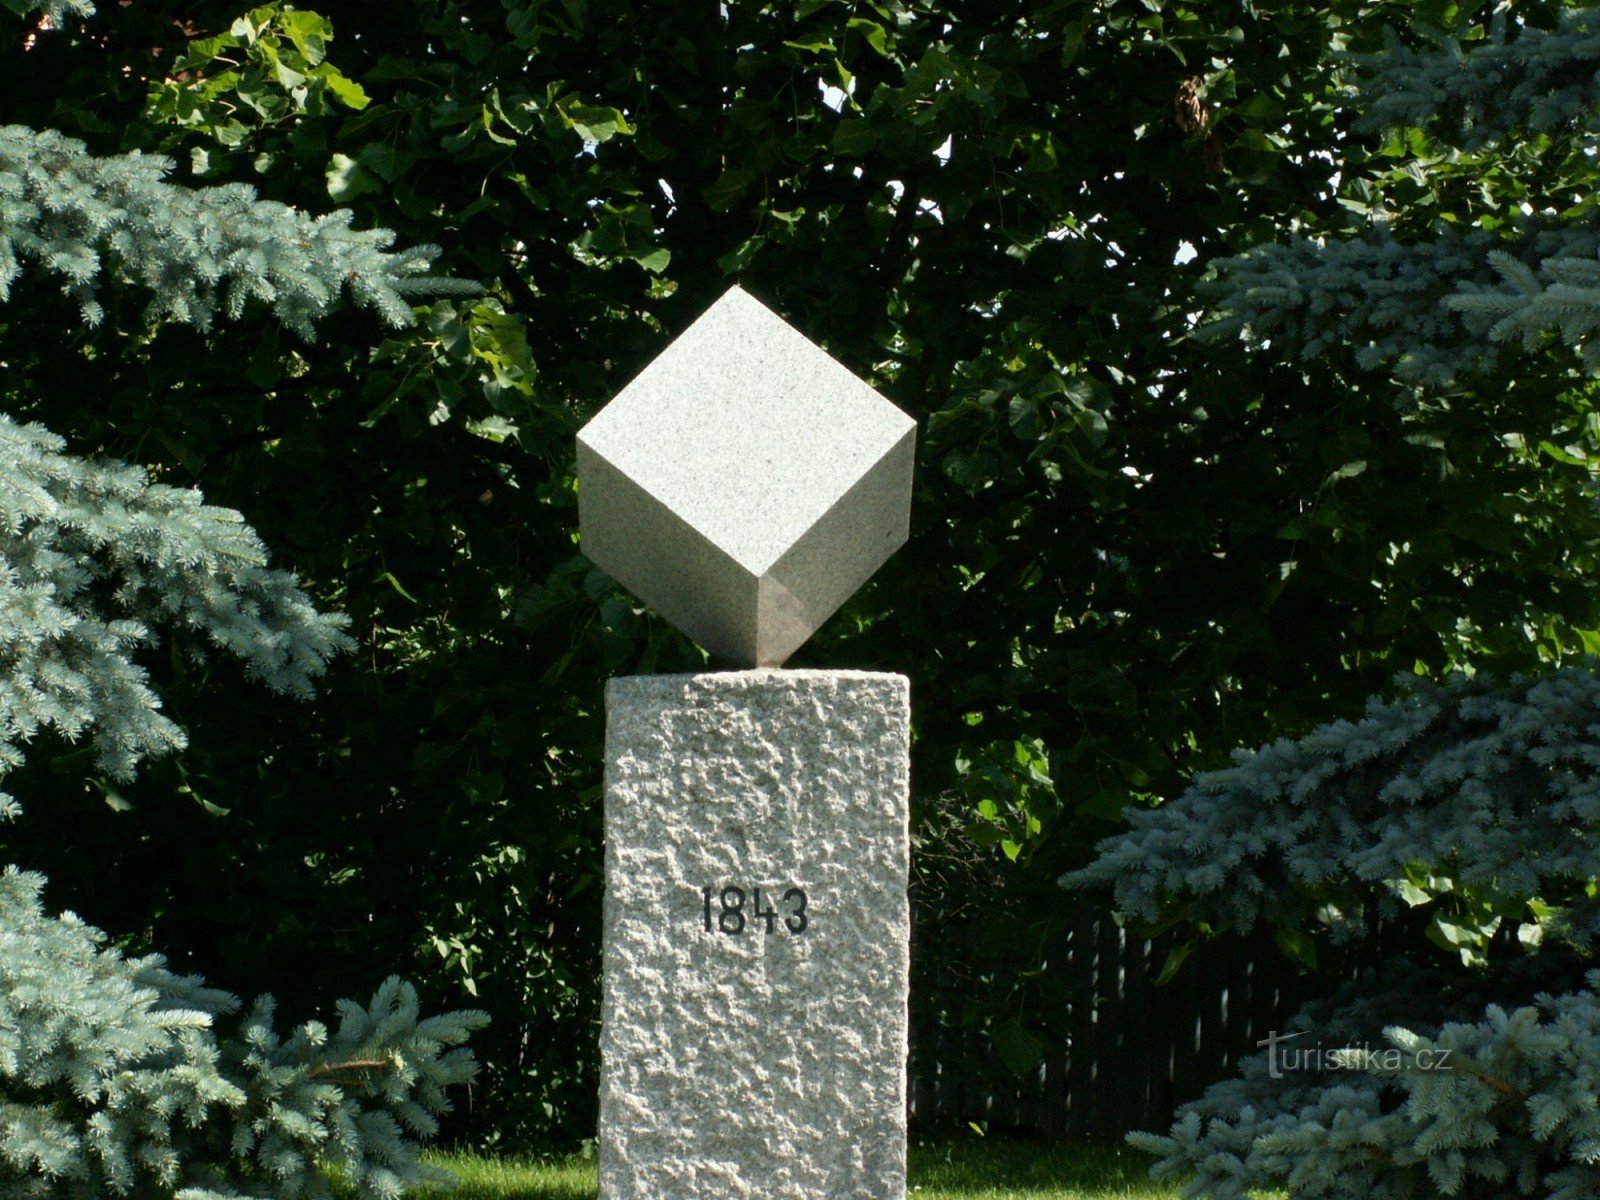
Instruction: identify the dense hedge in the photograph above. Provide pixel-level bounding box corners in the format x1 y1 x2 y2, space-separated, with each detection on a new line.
3 0 1596 1147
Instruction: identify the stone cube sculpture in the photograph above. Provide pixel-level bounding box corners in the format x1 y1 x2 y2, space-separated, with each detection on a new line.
576 286 915 667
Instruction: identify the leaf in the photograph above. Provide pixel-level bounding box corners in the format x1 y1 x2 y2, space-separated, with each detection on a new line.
1061 375 1110 409
358 142 415 183
1060 20 1088 67
278 11 332 64
1429 914 1487 950
1394 879 1432 907
847 18 889 56
990 1018 1044 1075
1154 940 1194 984
1328 460 1367 481
1537 440 1588 466
703 168 756 213
321 70 370 111
831 119 876 156
96 782 134 813
717 235 767 275
563 101 633 143
1275 928 1318 969
428 303 470 356
213 119 250 147
377 572 419 603
633 246 672 274
264 46 307 91
184 788 231 817
325 153 379 201
465 415 520 443
1008 395 1042 440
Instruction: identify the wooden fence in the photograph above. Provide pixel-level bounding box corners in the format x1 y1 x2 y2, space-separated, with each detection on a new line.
907 902 1329 1141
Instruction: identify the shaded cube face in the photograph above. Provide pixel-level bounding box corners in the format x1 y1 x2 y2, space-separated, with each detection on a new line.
576 287 916 668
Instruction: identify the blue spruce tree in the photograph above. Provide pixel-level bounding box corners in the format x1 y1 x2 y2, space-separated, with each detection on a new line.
1205 7 1600 387
1073 8 1600 1195
1066 667 1600 1199
0 2 487 1195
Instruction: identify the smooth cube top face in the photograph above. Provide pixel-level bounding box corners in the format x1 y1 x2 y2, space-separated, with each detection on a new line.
577 286 915 667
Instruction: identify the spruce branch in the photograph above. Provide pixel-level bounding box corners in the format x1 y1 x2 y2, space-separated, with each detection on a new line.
1072 662 1600 1198
0 12 486 1200
1129 973 1600 1198
9 0 95 23
0 126 477 340
1202 10 1600 387
0 868 488 1200
305 1058 400 1081
1446 1059 1529 1101
1352 10 1600 151
0 413 356 818
1202 226 1600 387
1064 663 1600 947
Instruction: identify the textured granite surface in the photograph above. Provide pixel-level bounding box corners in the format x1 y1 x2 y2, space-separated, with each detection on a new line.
599 670 911 1200
577 286 915 667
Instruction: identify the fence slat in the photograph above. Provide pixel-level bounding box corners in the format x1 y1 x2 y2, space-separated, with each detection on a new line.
909 907 1324 1140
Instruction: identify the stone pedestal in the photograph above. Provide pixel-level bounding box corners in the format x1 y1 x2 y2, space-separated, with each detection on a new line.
598 670 910 1200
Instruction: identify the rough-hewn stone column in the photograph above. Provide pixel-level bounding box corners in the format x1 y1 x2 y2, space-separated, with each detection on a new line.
598 669 910 1200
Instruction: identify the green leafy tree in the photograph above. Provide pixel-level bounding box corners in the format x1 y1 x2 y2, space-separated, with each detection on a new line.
9 0 1600 1145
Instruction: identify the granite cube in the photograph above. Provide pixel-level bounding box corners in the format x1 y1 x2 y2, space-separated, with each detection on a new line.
577 286 915 667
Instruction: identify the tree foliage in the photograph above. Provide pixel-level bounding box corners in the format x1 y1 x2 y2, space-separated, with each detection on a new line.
1207 7 1600 384
1068 665 1600 1198
1066 666 1600 965
1071 11 1600 1190
5 0 1599 1147
1138 970 1600 1199
0 867 488 1200
0 1 488 1190
0 125 475 336
0 412 353 820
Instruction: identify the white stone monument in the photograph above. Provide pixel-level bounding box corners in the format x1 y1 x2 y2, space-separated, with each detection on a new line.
580 286 915 1200
577 286 916 667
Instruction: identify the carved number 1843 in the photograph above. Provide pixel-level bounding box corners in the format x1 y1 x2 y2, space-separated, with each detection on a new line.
702 885 808 935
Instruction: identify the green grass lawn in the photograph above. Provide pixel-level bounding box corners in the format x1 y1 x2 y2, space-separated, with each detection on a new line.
420 1138 1184 1199
908 1140 1179 1198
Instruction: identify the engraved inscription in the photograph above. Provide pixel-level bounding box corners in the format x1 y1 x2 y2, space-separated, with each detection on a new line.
701 885 809 935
